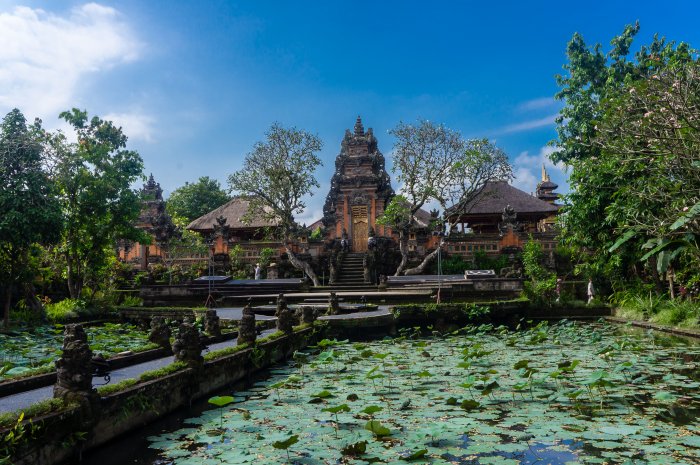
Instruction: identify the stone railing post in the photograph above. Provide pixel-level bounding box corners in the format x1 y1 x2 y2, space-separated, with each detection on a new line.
204 309 222 339
148 316 172 351
53 324 100 417
172 322 204 369
275 293 294 334
238 303 257 346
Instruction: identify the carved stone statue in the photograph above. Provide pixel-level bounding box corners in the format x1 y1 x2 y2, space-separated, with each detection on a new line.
498 204 521 235
172 322 204 369
204 309 222 339
327 292 340 315
148 316 171 351
54 324 99 416
238 303 257 346
301 306 316 324
275 293 294 334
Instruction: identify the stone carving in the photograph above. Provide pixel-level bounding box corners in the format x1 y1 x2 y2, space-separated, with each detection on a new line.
301 305 316 324
54 324 99 414
275 293 294 334
238 303 257 346
148 316 171 351
498 205 521 235
204 309 222 339
172 322 204 369
328 292 340 315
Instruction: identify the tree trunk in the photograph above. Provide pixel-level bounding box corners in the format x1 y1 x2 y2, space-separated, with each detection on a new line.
66 255 82 299
285 245 320 287
394 230 409 276
404 243 442 275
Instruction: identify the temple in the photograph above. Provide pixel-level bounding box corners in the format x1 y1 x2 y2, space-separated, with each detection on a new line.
321 116 394 251
123 117 561 275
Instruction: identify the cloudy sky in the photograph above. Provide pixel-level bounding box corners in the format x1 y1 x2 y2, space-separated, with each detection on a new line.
2 1 699 223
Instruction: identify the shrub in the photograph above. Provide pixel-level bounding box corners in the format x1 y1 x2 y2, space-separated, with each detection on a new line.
44 298 84 322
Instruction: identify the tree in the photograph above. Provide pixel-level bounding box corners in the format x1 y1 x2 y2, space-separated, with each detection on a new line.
0 109 62 326
166 176 230 226
379 120 511 275
552 23 695 286
50 109 146 298
228 123 323 285
596 61 700 274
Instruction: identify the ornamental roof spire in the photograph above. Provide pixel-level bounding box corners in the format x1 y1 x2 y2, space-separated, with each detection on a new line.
354 115 364 136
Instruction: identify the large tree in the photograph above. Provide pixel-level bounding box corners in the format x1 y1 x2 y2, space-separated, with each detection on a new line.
166 176 231 226
50 109 146 298
379 120 511 275
228 123 323 285
0 109 62 326
595 60 700 274
553 23 695 285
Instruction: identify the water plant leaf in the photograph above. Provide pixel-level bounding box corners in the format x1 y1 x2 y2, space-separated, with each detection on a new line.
362 405 383 415
272 434 298 450
341 440 367 456
311 390 333 399
208 396 235 407
399 448 428 460
322 404 350 414
364 420 391 437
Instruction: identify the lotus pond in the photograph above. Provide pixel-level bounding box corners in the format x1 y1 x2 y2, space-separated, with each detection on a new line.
0 323 154 379
148 321 700 464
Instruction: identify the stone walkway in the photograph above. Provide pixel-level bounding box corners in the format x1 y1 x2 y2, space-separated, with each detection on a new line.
0 329 277 413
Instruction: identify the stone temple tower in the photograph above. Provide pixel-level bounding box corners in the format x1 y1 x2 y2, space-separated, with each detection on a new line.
322 116 394 252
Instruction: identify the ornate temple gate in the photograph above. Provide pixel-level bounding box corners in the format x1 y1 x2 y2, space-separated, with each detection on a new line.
351 205 368 252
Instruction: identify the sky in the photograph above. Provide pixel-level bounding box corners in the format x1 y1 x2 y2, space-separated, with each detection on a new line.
2 1 700 224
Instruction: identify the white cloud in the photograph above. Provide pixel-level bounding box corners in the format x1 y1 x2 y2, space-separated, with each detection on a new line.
512 166 539 194
495 114 558 134
515 97 556 112
0 3 140 122
103 112 155 143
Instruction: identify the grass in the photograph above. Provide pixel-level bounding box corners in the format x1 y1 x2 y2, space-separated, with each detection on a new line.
203 343 249 362
0 398 72 430
96 361 189 396
613 293 700 330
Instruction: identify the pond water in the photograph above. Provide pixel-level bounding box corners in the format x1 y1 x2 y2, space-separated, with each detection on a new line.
0 323 152 379
135 321 699 464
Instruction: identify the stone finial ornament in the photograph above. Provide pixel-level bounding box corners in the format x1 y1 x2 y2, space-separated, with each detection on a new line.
275 293 294 334
238 303 257 346
148 316 172 351
172 322 204 368
204 309 222 338
53 324 99 415
328 292 340 315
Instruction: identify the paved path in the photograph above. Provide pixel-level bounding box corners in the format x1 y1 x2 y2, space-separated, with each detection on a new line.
0 304 394 413
0 329 276 413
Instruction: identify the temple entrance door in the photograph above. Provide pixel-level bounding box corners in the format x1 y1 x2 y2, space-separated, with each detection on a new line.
351 206 368 252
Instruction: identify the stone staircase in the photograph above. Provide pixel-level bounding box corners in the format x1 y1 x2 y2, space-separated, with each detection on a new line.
337 253 366 285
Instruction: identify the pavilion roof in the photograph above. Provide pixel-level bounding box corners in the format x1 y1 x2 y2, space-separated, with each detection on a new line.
187 197 278 232
447 180 559 218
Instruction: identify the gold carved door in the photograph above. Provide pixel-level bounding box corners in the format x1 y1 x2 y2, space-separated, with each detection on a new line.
351 206 368 252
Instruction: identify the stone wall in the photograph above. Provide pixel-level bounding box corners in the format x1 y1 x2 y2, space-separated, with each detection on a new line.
7 326 321 465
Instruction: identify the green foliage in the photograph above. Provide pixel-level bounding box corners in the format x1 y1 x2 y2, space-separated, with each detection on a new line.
203 343 249 361
51 109 146 299
522 238 556 307
228 123 323 285
96 379 138 396
554 24 699 287
440 251 509 274
0 109 62 326
166 176 230 225
0 398 67 430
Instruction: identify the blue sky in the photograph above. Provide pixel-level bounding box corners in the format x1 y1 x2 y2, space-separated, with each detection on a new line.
2 1 700 223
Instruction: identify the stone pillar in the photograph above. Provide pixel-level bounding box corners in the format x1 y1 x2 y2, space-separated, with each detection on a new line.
148 316 172 351
53 324 99 415
267 263 279 279
238 303 257 346
204 309 222 339
275 293 294 334
172 322 203 369
301 306 316 324
327 292 340 315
